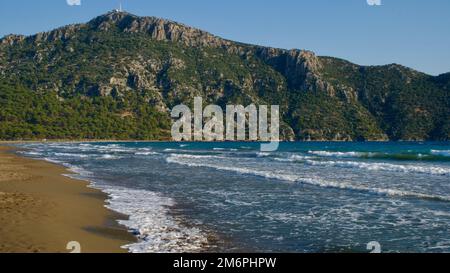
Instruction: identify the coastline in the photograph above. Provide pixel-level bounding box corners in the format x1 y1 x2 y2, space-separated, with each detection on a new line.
0 139 393 143
0 146 136 253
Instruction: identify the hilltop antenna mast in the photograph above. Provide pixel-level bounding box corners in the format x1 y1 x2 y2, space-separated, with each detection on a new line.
115 2 123 13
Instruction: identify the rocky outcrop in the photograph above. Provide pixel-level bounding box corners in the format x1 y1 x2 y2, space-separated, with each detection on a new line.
87 11 234 49
2 11 334 98
27 24 83 44
85 11 336 96
0 34 26 46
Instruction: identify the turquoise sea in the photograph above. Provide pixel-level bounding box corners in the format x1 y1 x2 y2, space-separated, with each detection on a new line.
16 141 450 253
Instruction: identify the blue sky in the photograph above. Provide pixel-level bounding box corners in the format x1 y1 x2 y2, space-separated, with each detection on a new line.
0 0 449 75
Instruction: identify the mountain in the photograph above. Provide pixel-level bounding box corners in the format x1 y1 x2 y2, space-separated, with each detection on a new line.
0 11 449 141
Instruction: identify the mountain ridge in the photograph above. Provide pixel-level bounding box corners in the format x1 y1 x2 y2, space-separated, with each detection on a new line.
0 11 448 141
2 11 444 77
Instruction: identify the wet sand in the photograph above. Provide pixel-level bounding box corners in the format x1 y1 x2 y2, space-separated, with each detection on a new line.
0 146 136 253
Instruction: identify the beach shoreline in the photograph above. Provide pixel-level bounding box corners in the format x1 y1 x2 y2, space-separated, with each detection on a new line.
0 145 136 253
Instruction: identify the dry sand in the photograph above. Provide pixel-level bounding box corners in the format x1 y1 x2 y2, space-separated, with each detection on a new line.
0 146 136 253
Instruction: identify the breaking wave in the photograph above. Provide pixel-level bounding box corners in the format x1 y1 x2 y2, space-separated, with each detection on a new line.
308 150 450 161
166 154 450 202
305 160 450 176
103 186 210 253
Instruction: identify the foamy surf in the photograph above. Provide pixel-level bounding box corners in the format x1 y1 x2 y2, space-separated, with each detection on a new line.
102 187 211 253
166 154 450 202
15 141 450 253
431 150 450 157
99 154 123 160
308 151 367 158
308 150 450 161
34 152 212 253
305 159 450 176
134 151 160 156
273 154 312 162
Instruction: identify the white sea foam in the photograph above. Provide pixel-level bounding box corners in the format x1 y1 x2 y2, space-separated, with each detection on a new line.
17 143 450 253
39 151 210 253
43 157 64 165
308 151 369 158
40 157 94 178
97 146 132 153
166 154 299 182
166 154 450 202
431 150 450 157
75 144 135 154
168 154 229 161
19 151 43 156
53 152 90 158
102 186 210 253
305 160 450 176
138 148 153 151
104 149 131 153
99 154 123 160
65 164 94 177
274 154 311 162
134 151 159 156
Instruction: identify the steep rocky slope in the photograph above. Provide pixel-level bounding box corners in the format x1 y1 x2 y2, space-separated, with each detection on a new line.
0 11 448 141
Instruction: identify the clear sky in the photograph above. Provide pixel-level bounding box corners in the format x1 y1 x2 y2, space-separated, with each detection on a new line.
0 0 449 75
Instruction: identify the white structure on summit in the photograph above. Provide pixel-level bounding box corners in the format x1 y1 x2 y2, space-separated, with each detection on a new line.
115 2 123 12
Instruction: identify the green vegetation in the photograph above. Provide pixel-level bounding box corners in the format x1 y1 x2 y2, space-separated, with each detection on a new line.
0 82 170 140
319 58 450 140
0 12 448 141
287 92 386 141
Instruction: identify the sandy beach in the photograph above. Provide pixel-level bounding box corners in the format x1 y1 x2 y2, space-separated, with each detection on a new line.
0 146 135 253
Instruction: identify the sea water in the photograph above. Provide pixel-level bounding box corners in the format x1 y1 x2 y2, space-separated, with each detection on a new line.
16 142 450 253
